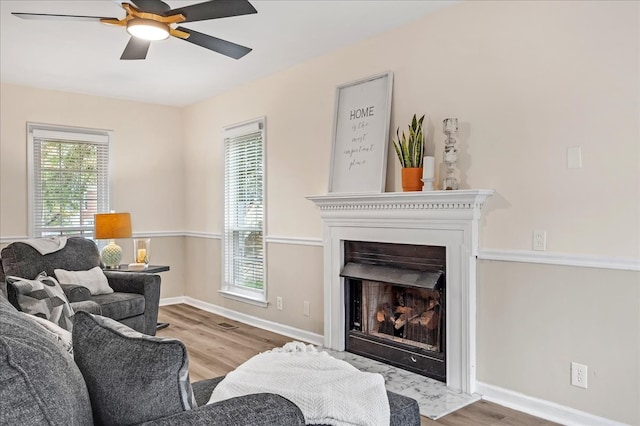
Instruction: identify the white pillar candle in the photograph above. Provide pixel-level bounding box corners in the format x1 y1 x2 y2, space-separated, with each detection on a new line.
422 156 435 179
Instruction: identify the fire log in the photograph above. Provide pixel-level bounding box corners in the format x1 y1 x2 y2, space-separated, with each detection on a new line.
427 299 439 310
420 310 439 330
394 314 406 330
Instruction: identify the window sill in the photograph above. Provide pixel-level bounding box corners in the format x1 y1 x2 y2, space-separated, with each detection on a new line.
219 289 268 308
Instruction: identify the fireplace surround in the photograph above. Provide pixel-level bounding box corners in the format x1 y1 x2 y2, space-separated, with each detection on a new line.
308 190 493 394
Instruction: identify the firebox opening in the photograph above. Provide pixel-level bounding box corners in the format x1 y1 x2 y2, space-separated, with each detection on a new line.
342 240 447 382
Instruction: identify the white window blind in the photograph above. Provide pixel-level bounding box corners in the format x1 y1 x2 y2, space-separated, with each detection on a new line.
223 120 265 300
28 124 110 238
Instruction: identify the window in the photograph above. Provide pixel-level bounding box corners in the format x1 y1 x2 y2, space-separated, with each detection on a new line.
222 119 266 305
28 123 110 238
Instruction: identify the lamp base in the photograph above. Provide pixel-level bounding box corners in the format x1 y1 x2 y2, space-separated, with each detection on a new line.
101 241 123 269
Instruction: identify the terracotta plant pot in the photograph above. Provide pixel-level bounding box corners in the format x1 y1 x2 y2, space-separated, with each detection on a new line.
401 167 423 192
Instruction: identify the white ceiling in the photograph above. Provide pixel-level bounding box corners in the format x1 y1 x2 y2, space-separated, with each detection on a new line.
0 1 453 107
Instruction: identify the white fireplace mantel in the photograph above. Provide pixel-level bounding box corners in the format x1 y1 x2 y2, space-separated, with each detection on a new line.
307 189 494 394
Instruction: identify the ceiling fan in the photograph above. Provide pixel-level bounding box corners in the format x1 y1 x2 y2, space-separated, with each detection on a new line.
12 0 257 60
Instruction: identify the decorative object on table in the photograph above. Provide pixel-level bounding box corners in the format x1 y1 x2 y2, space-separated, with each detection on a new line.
329 71 393 194
94 212 132 268
133 238 151 268
442 118 459 190
392 114 425 191
421 156 435 191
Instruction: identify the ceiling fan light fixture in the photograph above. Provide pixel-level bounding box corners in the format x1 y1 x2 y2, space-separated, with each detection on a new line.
126 18 169 41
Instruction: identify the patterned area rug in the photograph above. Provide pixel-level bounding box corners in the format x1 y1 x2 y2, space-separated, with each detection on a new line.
322 349 480 420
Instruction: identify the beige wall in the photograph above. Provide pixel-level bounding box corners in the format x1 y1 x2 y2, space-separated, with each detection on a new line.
478 260 640 424
183 236 324 335
0 84 186 297
184 0 639 257
182 1 639 423
1 0 638 423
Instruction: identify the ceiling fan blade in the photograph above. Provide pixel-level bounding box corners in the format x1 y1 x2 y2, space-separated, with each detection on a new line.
175 26 251 59
167 0 257 23
120 37 151 60
12 12 116 22
130 0 171 14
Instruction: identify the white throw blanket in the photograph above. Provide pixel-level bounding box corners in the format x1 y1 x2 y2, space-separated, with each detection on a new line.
208 342 390 426
22 236 68 255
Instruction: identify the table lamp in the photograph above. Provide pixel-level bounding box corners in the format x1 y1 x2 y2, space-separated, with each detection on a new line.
94 212 132 268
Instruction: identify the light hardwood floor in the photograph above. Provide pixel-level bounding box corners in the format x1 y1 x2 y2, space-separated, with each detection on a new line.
157 304 559 426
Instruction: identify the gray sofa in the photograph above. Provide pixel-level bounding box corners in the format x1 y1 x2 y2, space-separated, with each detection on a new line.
1 237 160 335
0 297 421 425
0 296 306 425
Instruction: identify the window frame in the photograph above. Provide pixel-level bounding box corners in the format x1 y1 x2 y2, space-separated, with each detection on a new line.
220 117 267 307
27 122 111 238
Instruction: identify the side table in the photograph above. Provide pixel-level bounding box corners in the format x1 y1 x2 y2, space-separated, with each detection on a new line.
110 265 170 274
107 264 171 330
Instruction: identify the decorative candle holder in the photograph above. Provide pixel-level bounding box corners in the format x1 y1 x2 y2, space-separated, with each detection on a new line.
442 118 459 190
133 238 150 268
421 156 435 191
421 178 434 191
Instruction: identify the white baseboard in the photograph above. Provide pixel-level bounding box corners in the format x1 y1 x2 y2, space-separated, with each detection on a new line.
159 296 186 306
475 381 629 426
159 296 324 346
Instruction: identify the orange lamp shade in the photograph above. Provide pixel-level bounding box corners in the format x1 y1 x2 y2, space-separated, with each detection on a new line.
94 213 132 239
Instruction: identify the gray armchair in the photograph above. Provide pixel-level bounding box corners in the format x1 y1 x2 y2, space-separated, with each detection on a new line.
0 237 160 335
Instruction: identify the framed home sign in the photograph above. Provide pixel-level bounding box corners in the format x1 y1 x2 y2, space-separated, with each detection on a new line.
328 71 393 193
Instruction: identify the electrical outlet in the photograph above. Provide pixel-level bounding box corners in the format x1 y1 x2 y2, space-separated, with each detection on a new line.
571 362 588 389
533 230 547 251
303 301 310 317
276 297 283 311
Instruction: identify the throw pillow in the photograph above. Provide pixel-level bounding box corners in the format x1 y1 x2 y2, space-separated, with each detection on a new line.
6 272 75 331
54 266 113 295
72 311 196 425
0 297 93 425
23 312 74 356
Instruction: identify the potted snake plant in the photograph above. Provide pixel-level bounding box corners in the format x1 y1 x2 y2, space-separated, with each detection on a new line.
392 114 425 191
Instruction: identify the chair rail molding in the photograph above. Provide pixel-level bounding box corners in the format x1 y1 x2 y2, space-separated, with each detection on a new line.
479 248 640 271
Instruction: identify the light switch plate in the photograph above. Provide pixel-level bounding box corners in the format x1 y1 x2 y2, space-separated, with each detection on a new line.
567 147 582 169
